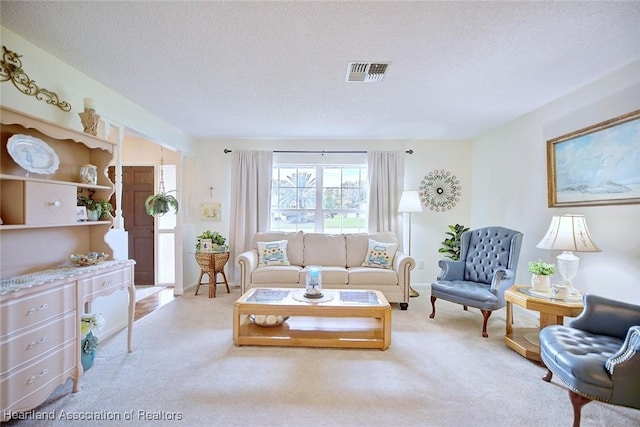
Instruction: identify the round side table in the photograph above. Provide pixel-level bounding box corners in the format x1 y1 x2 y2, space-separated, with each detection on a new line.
194 252 231 298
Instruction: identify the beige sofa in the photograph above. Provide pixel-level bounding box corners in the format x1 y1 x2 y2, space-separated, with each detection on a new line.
236 231 415 309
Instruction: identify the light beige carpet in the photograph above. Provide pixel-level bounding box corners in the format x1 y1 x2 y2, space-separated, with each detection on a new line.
5 284 639 426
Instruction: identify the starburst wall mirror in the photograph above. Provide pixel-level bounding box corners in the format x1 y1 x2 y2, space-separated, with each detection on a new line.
418 169 461 211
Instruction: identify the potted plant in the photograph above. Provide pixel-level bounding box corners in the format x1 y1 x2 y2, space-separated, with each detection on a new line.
144 191 179 217
438 224 469 261
528 260 555 292
80 313 105 371
196 230 227 252
77 196 113 221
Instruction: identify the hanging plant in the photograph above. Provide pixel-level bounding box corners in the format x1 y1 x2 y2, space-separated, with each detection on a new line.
145 150 179 217
145 191 179 217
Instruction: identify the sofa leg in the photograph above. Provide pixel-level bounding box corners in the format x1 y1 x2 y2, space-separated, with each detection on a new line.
429 296 437 318
480 310 492 338
569 390 592 427
542 369 553 382
399 302 408 310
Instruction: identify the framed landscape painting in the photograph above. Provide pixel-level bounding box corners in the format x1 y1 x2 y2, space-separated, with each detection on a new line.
546 109 640 207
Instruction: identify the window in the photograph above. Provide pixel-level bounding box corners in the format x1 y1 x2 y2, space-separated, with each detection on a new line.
271 164 368 233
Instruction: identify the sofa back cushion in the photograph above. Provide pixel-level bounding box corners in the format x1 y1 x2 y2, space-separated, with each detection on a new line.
346 232 398 267
303 233 346 267
253 231 304 266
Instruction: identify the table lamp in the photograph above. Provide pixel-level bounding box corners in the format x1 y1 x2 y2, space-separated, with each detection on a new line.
398 190 422 297
536 214 601 295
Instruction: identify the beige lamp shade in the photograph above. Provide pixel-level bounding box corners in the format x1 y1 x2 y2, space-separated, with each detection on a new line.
536 214 601 252
398 190 422 213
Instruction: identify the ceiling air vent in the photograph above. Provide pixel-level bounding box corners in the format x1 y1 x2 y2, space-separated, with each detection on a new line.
346 62 389 82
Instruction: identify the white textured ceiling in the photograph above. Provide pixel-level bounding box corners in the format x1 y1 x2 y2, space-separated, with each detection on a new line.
2 1 640 140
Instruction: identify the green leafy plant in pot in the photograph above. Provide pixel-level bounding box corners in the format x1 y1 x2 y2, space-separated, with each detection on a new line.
77 196 113 221
439 224 469 261
528 260 555 293
196 230 227 252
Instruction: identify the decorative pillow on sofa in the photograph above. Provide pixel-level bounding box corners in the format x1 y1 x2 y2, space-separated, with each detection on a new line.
257 240 290 266
361 239 399 269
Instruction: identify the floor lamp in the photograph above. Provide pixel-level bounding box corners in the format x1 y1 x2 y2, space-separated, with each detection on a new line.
398 190 422 298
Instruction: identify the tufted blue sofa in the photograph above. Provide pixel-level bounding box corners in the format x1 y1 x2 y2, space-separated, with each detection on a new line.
539 294 640 427
429 226 523 337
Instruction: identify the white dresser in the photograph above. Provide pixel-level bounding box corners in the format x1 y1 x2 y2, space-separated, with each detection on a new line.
0 260 135 421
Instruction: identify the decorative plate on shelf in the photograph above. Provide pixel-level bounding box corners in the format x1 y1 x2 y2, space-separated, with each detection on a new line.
7 134 60 175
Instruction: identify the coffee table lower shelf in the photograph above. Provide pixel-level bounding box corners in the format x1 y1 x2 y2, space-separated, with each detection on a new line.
504 327 541 362
235 316 389 350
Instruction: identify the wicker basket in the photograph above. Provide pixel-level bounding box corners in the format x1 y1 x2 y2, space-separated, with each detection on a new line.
195 252 229 273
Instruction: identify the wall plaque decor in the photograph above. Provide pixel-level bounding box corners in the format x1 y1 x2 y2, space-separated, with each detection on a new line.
419 169 461 211
546 109 640 207
0 46 71 111
200 202 222 221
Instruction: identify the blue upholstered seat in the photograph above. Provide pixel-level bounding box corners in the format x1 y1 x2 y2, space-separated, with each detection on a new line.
429 226 523 337
540 295 640 427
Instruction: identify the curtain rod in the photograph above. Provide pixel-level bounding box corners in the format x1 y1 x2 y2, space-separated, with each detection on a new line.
223 149 413 154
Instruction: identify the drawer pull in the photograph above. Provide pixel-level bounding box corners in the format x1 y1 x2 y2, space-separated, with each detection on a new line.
48 200 62 207
27 369 49 384
102 279 114 286
27 336 49 349
26 303 49 315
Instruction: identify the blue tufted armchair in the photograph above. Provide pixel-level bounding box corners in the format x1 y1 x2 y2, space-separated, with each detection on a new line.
429 226 523 337
539 295 640 427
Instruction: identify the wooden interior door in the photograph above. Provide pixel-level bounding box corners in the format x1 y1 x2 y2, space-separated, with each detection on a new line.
109 166 155 285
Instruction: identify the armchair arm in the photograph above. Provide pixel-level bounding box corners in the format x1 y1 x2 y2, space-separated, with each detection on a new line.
437 259 464 281
236 249 258 294
605 326 640 407
491 268 516 306
570 294 640 341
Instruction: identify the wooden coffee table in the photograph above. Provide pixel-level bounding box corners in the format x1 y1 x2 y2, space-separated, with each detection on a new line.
233 288 391 350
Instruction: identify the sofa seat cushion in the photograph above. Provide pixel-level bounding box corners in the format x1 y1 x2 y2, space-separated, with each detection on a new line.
300 266 348 285
431 280 498 310
252 265 302 284
348 267 398 285
540 325 620 399
303 233 346 267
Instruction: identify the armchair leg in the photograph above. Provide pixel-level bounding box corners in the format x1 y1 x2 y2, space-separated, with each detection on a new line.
542 369 553 382
480 310 492 338
569 390 592 427
429 296 437 318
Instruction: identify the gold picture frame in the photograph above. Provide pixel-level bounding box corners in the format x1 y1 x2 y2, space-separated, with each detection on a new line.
546 109 640 207
200 202 222 221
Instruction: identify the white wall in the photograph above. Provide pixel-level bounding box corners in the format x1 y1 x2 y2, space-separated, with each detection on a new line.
189 139 472 286
472 60 640 303
0 27 196 156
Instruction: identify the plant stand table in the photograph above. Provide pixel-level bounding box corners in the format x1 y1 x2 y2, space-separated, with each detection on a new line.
194 252 230 298
504 285 583 362
234 288 391 350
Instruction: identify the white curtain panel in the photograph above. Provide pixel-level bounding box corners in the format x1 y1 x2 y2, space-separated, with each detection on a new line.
228 150 273 282
367 151 405 243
